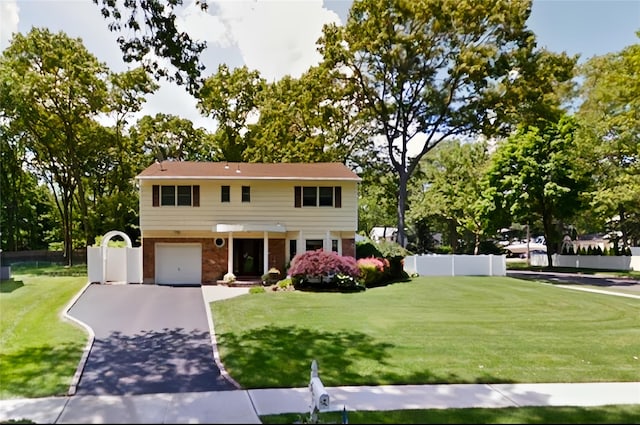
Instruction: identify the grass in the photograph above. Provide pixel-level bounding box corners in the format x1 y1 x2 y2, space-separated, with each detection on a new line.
210 276 640 388
506 260 640 279
1 266 639 423
0 271 88 398
260 405 640 424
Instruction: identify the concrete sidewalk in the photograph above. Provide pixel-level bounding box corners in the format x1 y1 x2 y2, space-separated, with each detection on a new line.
1 382 639 424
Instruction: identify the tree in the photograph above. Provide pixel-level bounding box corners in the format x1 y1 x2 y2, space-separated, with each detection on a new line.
318 0 576 247
485 116 591 266
0 124 55 251
408 139 492 255
0 28 110 264
93 0 208 94
197 64 266 161
235 64 371 164
129 113 218 162
576 36 640 247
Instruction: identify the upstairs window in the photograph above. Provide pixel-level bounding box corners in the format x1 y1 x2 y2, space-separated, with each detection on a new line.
221 186 230 203
153 185 199 207
319 187 334 207
242 186 251 202
302 187 317 206
295 186 342 208
161 186 175 206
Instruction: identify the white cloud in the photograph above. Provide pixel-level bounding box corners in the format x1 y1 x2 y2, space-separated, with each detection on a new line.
182 0 342 82
0 0 19 51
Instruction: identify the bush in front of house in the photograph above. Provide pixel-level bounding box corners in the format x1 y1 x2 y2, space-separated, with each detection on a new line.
357 256 388 287
289 249 363 292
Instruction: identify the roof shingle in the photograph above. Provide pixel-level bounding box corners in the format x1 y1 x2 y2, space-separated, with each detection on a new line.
136 161 361 181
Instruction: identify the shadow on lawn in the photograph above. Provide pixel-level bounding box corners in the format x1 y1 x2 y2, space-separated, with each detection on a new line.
0 279 24 293
216 325 513 388
0 342 85 398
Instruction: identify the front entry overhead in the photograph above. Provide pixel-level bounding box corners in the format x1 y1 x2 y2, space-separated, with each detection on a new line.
155 243 202 285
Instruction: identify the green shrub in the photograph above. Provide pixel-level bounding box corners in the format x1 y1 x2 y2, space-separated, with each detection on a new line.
249 286 266 294
357 257 387 287
355 241 383 259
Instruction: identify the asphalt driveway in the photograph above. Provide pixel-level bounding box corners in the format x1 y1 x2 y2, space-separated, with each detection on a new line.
67 284 238 396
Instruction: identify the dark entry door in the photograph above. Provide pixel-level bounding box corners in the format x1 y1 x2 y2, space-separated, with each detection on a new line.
234 239 263 277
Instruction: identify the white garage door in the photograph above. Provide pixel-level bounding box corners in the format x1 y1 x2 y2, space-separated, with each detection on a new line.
155 243 202 285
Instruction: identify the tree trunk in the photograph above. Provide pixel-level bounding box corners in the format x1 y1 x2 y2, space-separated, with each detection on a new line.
396 173 408 248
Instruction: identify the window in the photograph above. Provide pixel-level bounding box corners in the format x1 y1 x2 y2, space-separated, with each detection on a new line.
161 186 175 206
319 187 333 207
331 239 339 252
306 239 323 251
302 187 317 206
177 185 192 206
153 185 200 207
221 186 230 202
242 186 251 202
294 186 342 208
289 240 297 260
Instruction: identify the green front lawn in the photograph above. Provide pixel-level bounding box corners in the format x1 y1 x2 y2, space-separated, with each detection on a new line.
1 269 638 425
260 405 640 424
0 273 88 398
211 276 640 388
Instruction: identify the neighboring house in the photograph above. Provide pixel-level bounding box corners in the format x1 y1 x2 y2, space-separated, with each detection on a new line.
369 226 397 242
135 161 361 285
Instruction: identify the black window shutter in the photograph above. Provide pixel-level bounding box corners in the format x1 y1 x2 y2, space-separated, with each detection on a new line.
334 186 342 208
192 185 200 207
152 185 159 207
294 186 301 208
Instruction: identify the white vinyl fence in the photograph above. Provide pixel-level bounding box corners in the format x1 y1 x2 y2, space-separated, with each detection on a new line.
404 254 506 276
530 250 640 271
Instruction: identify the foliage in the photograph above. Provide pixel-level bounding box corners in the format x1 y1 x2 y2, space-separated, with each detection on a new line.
485 115 591 266
93 0 207 94
129 113 218 161
288 250 362 291
408 139 494 255
355 241 383 259
575 34 640 247
356 256 388 287
249 286 266 294
318 0 577 247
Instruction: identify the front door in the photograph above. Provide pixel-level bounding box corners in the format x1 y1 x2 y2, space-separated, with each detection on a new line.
233 239 263 277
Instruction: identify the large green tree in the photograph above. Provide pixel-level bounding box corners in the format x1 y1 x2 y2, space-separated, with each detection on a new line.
486 116 591 266
318 0 576 247
0 124 55 251
408 139 492 255
197 64 266 162
129 113 218 162
0 28 110 264
576 36 640 247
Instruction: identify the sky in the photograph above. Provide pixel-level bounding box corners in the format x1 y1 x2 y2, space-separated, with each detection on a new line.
1 0 639 133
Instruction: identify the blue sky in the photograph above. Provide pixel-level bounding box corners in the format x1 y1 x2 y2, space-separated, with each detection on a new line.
1 0 638 131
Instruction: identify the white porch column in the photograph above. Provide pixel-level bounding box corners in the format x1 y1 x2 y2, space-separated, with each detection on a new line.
298 231 304 254
325 230 331 252
263 231 269 275
227 232 234 274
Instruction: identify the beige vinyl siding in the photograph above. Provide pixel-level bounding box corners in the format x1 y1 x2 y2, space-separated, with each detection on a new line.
139 179 358 233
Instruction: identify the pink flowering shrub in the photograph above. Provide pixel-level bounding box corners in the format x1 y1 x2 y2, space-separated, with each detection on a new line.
288 249 362 291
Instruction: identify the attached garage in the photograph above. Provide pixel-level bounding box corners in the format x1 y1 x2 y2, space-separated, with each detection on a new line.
155 243 202 285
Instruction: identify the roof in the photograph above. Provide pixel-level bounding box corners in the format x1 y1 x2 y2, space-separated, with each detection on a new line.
136 161 362 181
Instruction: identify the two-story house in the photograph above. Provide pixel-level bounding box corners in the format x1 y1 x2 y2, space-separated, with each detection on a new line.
135 161 361 285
